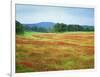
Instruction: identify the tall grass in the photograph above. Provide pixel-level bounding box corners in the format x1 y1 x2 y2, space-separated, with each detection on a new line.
16 31 94 73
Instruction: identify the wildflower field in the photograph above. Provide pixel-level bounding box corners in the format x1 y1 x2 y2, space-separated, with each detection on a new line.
16 32 94 73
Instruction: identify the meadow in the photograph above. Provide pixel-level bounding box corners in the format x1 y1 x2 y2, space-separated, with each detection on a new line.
16 31 94 73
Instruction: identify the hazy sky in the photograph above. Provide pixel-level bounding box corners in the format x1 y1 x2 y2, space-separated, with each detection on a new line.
16 4 94 25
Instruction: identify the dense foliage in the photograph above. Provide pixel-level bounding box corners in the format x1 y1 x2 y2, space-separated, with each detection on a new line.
53 23 94 32
31 26 48 32
16 21 24 34
16 21 94 34
53 23 67 32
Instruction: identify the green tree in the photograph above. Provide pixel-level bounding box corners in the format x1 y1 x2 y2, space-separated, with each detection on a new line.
53 23 67 32
16 21 24 34
67 24 83 31
32 26 48 32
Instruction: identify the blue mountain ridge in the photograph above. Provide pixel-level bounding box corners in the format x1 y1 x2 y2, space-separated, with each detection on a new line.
23 22 55 29
23 22 94 31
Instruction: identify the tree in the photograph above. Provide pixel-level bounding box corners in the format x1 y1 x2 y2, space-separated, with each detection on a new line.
31 26 48 32
67 24 83 31
16 21 24 34
82 26 94 31
31 26 38 32
53 23 67 32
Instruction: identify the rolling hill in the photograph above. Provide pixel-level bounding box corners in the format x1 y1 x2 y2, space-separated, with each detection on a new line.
23 22 55 29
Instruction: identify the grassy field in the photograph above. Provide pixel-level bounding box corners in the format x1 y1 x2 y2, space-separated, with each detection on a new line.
16 31 94 73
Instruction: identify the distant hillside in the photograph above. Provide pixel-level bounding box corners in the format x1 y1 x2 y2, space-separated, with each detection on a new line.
23 22 55 29
22 21 94 32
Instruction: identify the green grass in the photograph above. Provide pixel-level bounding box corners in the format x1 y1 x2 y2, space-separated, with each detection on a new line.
16 64 33 72
63 31 94 34
17 31 94 36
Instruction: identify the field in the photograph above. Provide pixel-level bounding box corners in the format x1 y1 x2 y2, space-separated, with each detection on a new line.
16 32 94 73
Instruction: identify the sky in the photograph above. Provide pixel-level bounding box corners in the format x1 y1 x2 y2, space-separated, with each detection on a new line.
16 4 94 26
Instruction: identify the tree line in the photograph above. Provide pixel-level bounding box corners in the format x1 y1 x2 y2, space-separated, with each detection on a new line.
52 23 94 32
16 21 94 34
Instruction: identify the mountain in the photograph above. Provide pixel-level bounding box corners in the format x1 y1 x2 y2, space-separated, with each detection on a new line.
22 21 94 32
23 22 55 29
